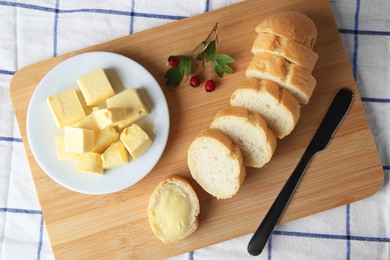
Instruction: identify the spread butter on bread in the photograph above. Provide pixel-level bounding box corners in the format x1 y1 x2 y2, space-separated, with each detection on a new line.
148 176 200 243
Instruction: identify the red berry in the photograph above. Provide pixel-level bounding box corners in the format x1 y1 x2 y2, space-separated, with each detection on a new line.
168 55 180 67
190 76 201 88
205 80 216 92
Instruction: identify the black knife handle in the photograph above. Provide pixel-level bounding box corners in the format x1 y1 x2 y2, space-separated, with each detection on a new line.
247 88 354 256
247 149 314 256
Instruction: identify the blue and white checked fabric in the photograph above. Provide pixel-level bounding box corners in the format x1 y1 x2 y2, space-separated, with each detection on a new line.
0 0 389 259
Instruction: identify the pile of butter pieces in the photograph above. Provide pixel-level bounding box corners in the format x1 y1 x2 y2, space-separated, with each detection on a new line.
47 68 152 174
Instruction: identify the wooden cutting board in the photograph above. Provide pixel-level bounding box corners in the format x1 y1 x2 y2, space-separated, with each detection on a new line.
10 0 384 259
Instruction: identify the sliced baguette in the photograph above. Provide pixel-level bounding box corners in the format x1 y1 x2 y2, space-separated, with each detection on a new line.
246 52 316 105
255 11 317 49
188 128 245 199
210 106 276 168
148 176 200 243
230 78 300 139
251 32 318 73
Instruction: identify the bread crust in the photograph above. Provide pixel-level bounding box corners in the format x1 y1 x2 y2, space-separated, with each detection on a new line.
212 106 277 167
196 128 244 163
230 78 300 138
148 176 200 243
214 106 268 132
255 11 317 49
246 52 316 105
251 33 318 73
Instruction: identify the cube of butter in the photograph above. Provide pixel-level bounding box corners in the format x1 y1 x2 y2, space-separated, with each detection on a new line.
64 126 94 154
120 124 152 159
106 88 149 130
77 68 115 106
101 141 128 169
47 88 86 128
93 109 113 130
93 108 129 129
107 107 128 121
54 135 79 160
78 152 104 174
92 126 119 153
72 113 100 132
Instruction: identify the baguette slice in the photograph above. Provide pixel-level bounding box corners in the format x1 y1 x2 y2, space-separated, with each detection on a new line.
148 176 200 243
230 78 300 139
210 106 276 168
255 11 317 49
252 32 318 73
246 52 316 105
188 128 246 199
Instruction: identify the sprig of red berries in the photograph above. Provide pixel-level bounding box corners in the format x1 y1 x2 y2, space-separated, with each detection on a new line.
164 22 235 92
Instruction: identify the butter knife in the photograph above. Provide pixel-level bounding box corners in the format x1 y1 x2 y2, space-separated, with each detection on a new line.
247 88 354 256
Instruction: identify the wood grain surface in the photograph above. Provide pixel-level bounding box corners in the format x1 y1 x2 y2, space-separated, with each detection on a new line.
9 0 384 259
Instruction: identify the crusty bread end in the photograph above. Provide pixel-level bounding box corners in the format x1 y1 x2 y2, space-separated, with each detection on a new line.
255 11 317 49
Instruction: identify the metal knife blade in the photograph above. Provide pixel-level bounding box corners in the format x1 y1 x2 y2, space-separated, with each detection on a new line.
247 88 354 256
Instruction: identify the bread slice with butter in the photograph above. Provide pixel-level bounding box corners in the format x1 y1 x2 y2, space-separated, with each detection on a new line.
188 128 246 199
230 78 300 139
148 176 200 243
210 106 276 168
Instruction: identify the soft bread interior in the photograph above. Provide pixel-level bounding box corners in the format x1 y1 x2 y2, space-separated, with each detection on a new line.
211 112 274 168
230 79 300 138
188 130 245 199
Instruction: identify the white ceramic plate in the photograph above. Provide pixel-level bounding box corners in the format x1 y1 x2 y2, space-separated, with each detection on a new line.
27 52 170 195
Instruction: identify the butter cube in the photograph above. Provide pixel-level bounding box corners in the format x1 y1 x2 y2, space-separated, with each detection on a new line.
78 152 104 174
47 88 86 128
93 108 129 129
72 113 100 132
64 126 94 153
77 68 115 106
106 88 149 130
107 107 128 121
120 124 152 159
93 126 119 153
93 109 113 130
101 141 129 169
54 135 79 160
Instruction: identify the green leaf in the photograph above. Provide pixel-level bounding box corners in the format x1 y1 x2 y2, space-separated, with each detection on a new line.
178 55 192 80
191 42 206 56
195 52 204 62
203 40 216 61
223 64 234 74
212 53 235 78
214 54 235 64
214 63 224 78
164 67 183 88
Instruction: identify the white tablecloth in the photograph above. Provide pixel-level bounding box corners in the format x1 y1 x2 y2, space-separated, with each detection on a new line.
1 0 389 259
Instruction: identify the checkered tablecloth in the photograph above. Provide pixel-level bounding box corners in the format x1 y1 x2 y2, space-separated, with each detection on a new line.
1 0 389 259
